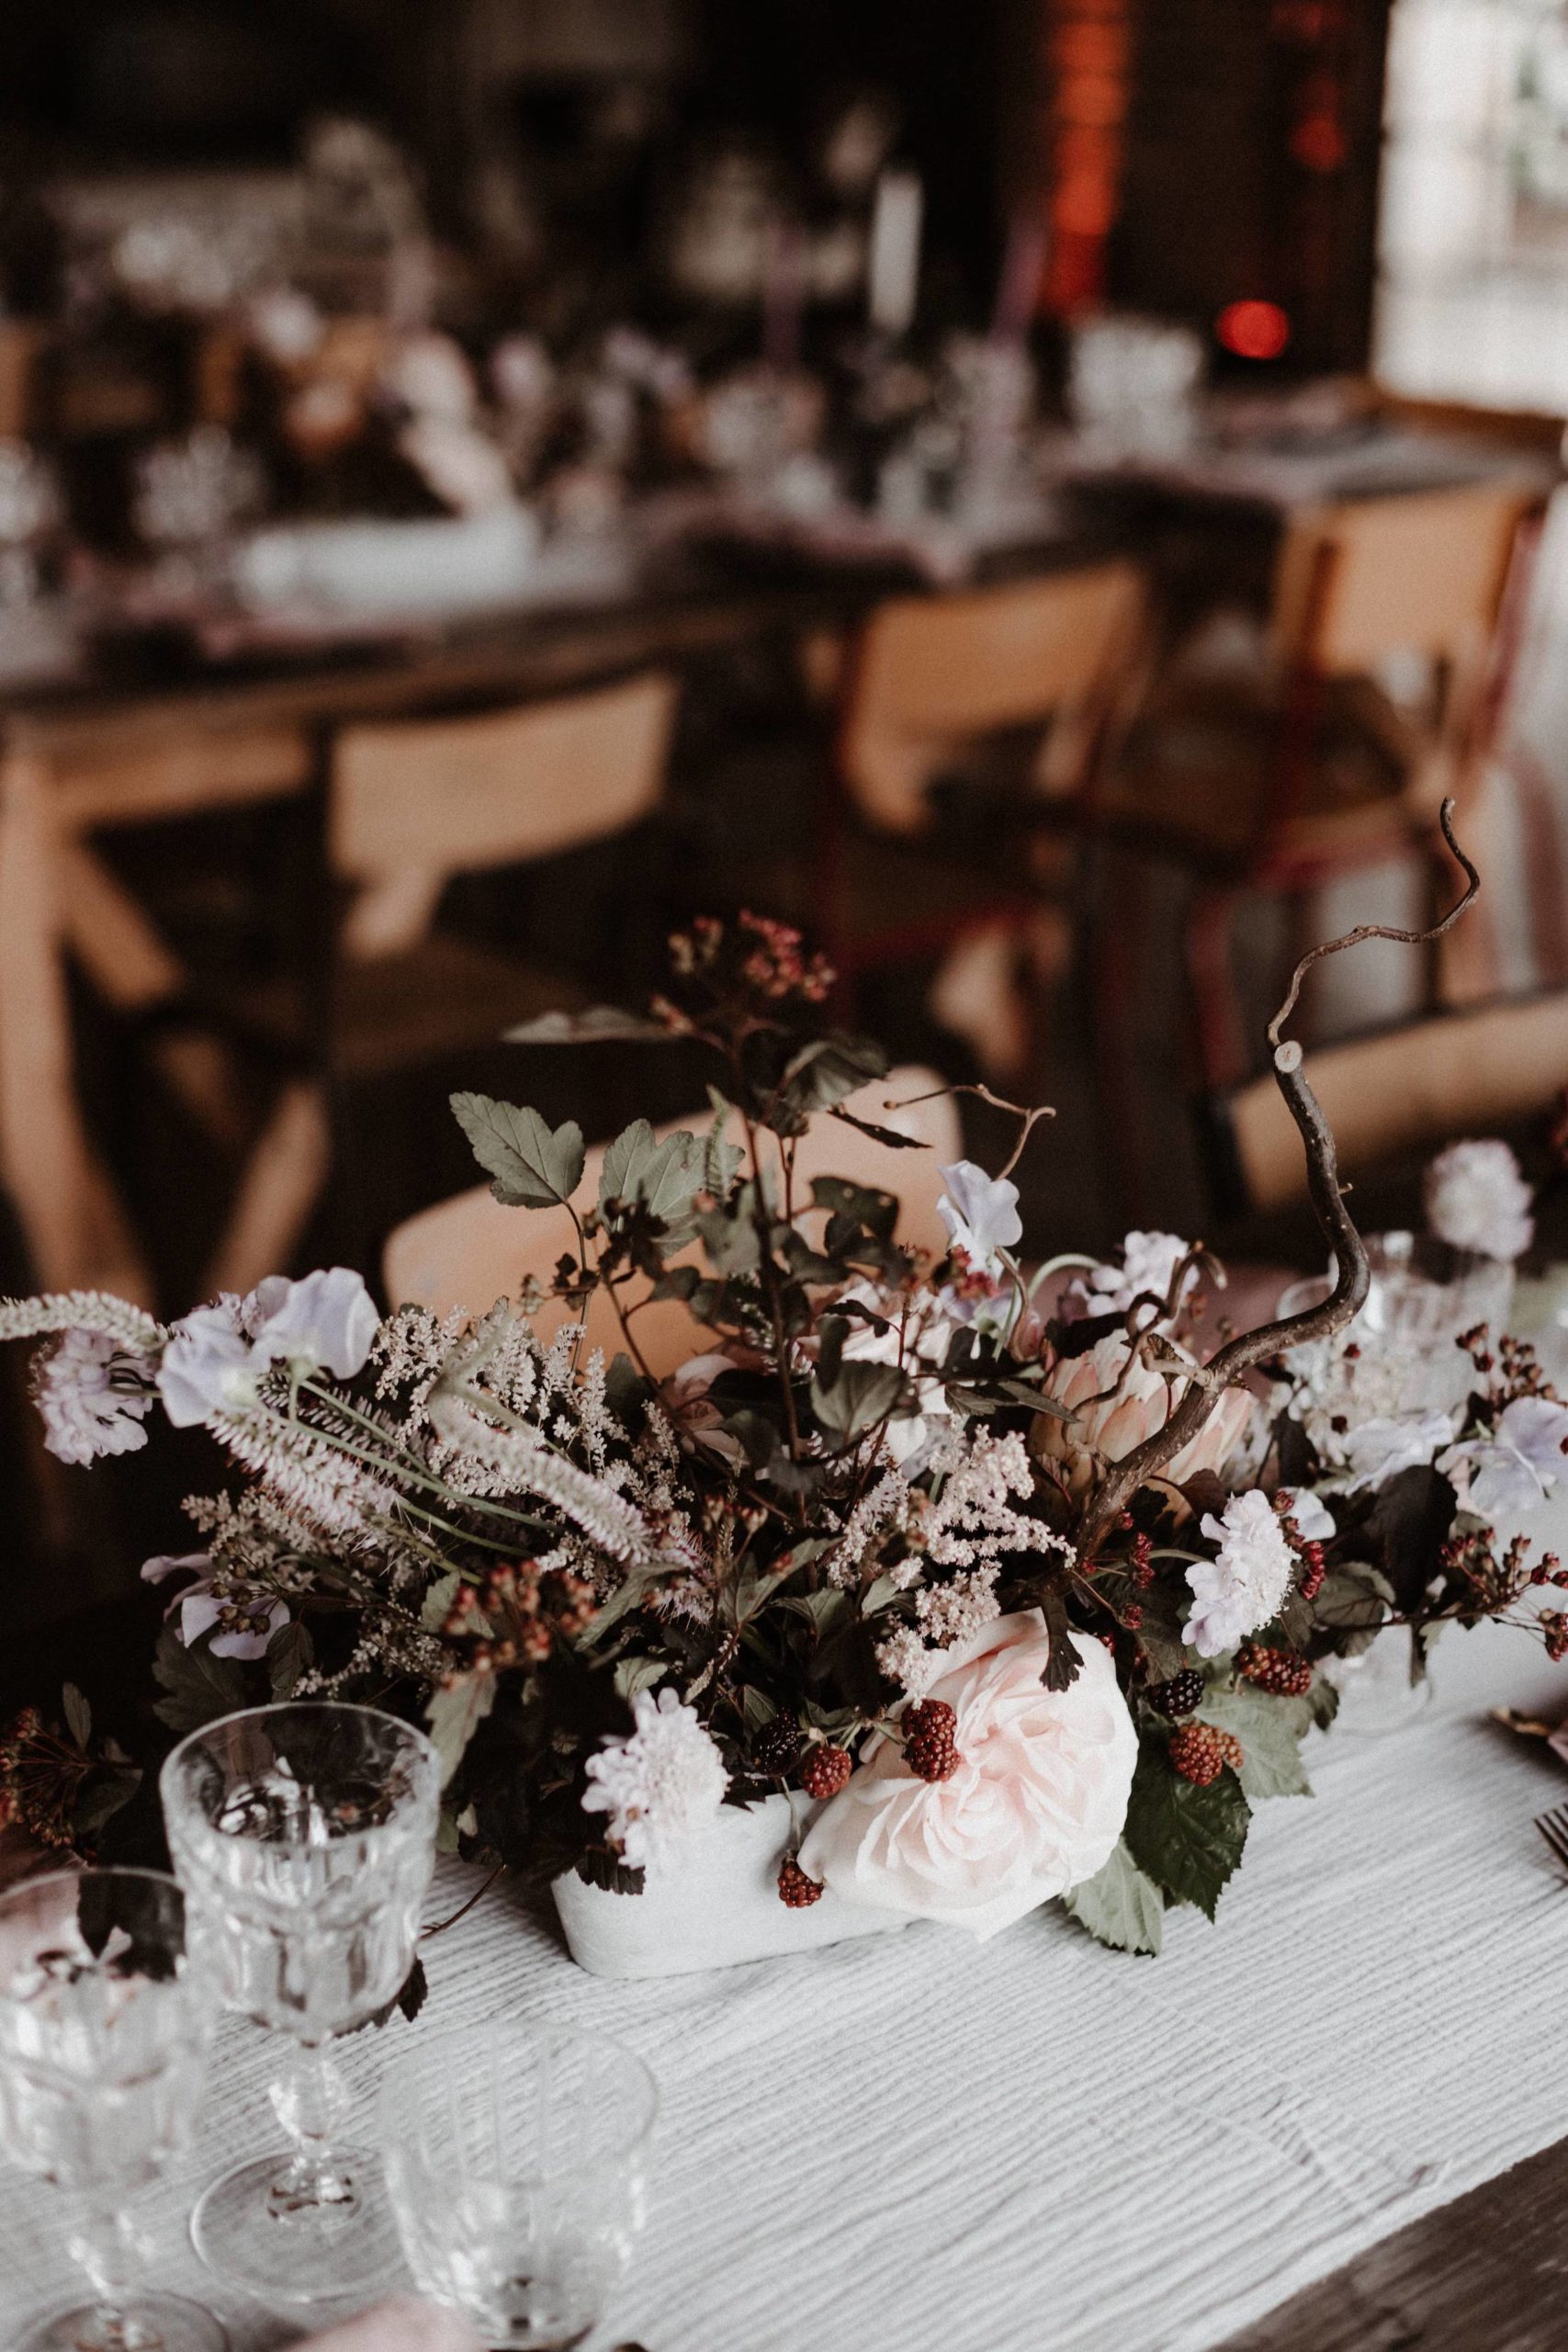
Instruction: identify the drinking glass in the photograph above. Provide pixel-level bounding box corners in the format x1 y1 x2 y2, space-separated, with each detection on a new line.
160 1703 440 2307
0 1869 225 2352
381 2025 657 2350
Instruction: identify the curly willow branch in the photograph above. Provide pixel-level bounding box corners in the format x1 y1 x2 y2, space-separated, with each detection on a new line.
1075 797 1480 1560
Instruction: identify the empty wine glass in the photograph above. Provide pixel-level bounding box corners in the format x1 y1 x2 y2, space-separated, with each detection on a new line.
0 1868 224 2352
381 2024 657 2351
160 1703 440 2307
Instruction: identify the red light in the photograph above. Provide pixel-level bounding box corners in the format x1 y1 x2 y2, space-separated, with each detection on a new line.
1216 300 1291 360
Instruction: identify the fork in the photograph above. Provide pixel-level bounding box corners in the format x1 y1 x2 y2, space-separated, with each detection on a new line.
1534 1803 1568 1873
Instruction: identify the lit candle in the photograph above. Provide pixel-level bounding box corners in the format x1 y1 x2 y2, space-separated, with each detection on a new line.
868 170 923 336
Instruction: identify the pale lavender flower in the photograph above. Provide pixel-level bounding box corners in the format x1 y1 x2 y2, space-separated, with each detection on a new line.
581 1687 728 1870
1425 1139 1534 1262
33 1328 155 1465
1338 1408 1457 1495
1440 1395 1568 1521
141 1551 288 1660
1184 1489 1296 1657
1288 1488 1337 1542
157 1298 257 1427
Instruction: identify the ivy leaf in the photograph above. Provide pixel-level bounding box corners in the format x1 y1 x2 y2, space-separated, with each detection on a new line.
573 1847 646 1895
450 1093 585 1209
1063 1841 1165 1955
152 1626 254 1734
810 1358 907 1437
502 1005 671 1044
424 1673 495 1788
1197 1686 1313 1801
62 1684 92 1747
810 1175 898 1241
265 1620 315 1700
776 1034 888 1122
599 1123 707 1237
1123 1731 1250 1920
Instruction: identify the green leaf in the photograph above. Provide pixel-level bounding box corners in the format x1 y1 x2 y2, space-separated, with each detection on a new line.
73 1767 142 1840
573 1847 646 1894
62 1683 91 1747
810 1358 907 1437
265 1619 315 1700
424 1674 496 1788
1197 1686 1313 1801
1122 1731 1250 1920
695 1188 764 1274
1315 1562 1395 1657
502 1005 671 1044
1063 1841 1165 1955
450 1093 585 1209
613 1656 668 1703
420 1570 463 1634
152 1627 254 1734
599 1122 708 1235
828 1102 930 1149
810 1174 898 1240
778 1034 888 1119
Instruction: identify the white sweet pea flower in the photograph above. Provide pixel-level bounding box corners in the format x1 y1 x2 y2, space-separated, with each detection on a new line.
246 1268 378 1381
838 1283 958 1469
1184 1489 1297 1657
937 1160 1022 1272
156 1298 260 1427
141 1552 289 1660
1337 1408 1458 1494
1439 1395 1568 1522
1425 1138 1534 1263
1287 1488 1337 1542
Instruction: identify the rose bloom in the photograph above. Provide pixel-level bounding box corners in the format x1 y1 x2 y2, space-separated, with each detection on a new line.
799 1610 1137 1939
1033 1331 1255 1503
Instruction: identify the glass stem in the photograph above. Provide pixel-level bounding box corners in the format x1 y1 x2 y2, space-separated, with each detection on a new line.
268 2040 358 2216
66 2202 142 2351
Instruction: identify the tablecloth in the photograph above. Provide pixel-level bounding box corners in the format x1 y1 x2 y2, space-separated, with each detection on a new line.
4 1691 1566 2352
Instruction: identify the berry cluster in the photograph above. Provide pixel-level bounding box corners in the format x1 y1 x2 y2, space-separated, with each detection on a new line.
901 1698 961 1782
777 1856 825 1907
443 1560 595 1673
1236 1643 1313 1697
799 1744 853 1801
1149 1669 1204 1719
1169 1722 1244 1787
751 1713 802 1777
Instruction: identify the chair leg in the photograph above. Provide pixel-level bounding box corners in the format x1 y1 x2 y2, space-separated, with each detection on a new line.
200 1079 331 1303
1185 883 1247 1091
1087 848 1151 1227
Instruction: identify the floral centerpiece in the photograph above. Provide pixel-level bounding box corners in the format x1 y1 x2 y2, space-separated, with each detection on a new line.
5 817 1566 1962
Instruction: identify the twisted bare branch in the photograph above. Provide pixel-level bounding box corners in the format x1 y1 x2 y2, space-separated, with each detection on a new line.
1075 797 1479 1559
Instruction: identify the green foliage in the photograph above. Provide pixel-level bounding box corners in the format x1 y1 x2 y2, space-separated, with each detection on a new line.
1063 1841 1165 1955
425 1672 496 1787
1197 1685 1313 1801
599 1122 709 1240
450 1093 585 1209
265 1620 315 1699
152 1624 253 1734
1314 1562 1396 1657
1123 1731 1250 1920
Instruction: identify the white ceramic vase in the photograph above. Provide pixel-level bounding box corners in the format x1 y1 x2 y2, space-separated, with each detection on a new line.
551 1792 907 1979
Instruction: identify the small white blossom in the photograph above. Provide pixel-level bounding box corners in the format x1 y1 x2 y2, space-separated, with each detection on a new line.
1288 1488 1337 1542
1077 1231 1196 1321
141 1551 288 1660
1425 1139 1534 1263
1184 1489 1296 1657
875 1623 946 1700
33 1329 155 1465
581 1687 728 1871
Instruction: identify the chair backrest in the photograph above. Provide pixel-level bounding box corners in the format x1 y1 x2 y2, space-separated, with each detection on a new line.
330 670 678 958
1214 991 1568 1216
836 561 1145 834
382 1064 964 1375
1270 483 1539 679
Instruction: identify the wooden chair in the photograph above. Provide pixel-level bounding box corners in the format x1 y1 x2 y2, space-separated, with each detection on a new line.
815 562 1149 1073
383 1064 963 1376
202 670 679 1299
1205 989 1568 1220
1100 481 1545 1091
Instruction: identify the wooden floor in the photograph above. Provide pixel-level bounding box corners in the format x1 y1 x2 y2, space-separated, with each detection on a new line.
1221 2133 1568 2350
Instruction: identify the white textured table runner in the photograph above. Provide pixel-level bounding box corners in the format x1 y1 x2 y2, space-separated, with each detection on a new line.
4 1696 1568 2352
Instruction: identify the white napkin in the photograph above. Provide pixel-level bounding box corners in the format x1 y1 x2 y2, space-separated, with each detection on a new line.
292 2298 480 2352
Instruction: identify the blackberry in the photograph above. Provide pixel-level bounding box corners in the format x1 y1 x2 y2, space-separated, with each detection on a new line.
752 1713 802 1777
1236 1643 1312 1698
1149 1669 1204 1719
798 1744 852 1801
901 1698 960 1782
1169 1722 1244 1787
777 1855 825 1907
